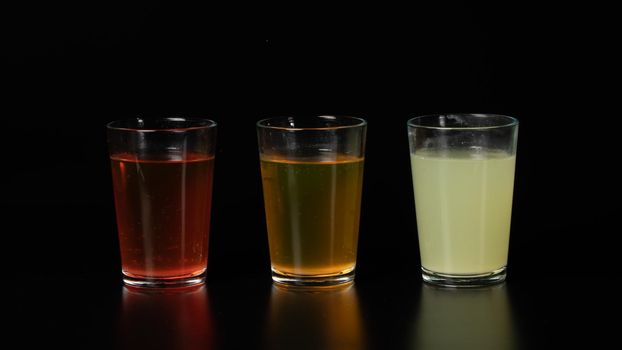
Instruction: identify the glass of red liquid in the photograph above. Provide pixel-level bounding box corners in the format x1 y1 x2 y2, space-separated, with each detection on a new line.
108 117 216 287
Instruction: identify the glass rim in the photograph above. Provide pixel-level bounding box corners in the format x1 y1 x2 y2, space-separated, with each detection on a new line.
107 117 217 132
256 115 367 131
407 113 518 130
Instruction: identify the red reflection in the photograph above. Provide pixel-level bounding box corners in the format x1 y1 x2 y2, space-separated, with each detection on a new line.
118 285 214 350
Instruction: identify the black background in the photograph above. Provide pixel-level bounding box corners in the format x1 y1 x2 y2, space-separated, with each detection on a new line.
2 2 615 348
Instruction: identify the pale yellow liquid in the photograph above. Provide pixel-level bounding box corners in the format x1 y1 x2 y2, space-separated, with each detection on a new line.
411 150 516 275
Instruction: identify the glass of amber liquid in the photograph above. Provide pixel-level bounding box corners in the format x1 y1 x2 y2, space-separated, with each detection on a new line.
257 116 367 286
108 117 216 287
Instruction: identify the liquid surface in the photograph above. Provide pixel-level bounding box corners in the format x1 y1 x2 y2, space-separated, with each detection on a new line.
411 150 515 274
260 156 364 276
110 153 214 278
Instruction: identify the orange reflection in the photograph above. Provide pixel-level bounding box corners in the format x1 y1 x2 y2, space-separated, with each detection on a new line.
265 284 366 350
414 283 517 350
118 285 214 350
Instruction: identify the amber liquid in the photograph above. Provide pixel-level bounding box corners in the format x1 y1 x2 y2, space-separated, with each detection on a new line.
260 156 364 276
110 153 214 279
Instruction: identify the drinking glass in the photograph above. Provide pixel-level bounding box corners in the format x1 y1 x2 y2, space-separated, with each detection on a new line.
108 117 216 287
408 114 518 287
257 116 366 286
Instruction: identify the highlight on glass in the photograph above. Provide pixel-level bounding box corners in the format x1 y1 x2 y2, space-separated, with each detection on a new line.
108 117 217 287
257 115 367 286
408 114 518 287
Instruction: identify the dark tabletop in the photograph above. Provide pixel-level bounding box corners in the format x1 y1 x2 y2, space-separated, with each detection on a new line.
8 270 611 349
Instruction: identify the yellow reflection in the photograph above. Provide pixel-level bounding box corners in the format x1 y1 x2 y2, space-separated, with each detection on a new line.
265 284 366 350
119 285 214 350
414 283 517 350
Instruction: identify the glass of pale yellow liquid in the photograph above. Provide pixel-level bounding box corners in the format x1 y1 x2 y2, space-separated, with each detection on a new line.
257 116 366 286
408 114 518 287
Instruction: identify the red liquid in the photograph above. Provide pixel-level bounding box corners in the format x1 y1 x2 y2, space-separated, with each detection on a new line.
110 153 214 279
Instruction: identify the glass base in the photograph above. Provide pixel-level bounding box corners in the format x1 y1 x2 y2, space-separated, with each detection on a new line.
421 266 506 288
122 270 206 288
271 267 355 287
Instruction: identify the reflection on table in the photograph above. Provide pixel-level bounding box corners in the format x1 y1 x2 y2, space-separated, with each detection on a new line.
264 283 366 350
117 285 214 350
414 283 518 350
